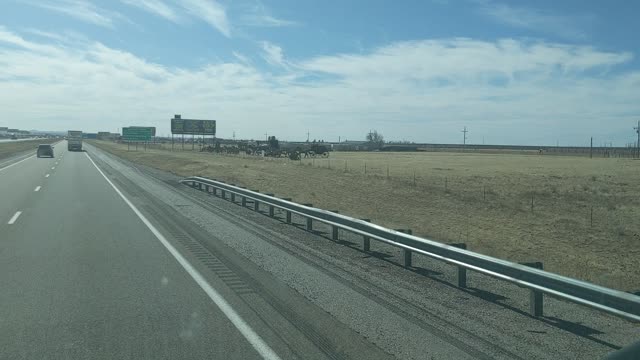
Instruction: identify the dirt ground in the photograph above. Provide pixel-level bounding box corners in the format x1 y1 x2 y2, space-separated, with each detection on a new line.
0 139 57 161
90 140 640 292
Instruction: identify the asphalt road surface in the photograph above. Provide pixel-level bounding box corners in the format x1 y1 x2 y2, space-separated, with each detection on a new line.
0 141 637 359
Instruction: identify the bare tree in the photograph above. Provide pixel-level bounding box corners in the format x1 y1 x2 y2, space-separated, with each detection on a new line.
366 130 385 149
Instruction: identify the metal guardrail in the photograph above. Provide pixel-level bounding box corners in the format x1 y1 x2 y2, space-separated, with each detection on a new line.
181 176 640 322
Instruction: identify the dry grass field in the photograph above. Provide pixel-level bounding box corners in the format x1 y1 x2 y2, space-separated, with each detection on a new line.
91 140 640 291
0 139 57 161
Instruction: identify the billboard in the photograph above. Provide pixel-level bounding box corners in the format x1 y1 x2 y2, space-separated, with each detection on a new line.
171 115 216 135
122 127 153 141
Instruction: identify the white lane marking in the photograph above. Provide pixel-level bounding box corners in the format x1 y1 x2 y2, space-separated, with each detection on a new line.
51 167 55 170
34 186 41 192
84 153 281 360
8 211 22 225
45 174 50 178
0 155 34 172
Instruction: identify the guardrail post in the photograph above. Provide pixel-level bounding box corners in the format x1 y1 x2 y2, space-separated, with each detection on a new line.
302 203 313 231
361 219 372 251
330 210 340 240
396 229 413 267
221 189 226 199
521 261 544 317
282 198 292 223
250 190 260 211
450 243 467 288
266 193 275 217
241 195 247 207
205 184 210 193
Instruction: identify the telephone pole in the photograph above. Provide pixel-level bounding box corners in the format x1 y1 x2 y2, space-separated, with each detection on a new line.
461 126 468 149
307 131 310 142
635 121 640 158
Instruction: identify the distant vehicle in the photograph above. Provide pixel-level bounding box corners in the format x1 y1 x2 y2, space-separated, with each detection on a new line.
10 134 17 140
67 130 83 151
36 144 54 158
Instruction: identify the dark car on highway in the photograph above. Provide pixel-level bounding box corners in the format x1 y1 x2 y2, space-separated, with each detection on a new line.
36 144 54 158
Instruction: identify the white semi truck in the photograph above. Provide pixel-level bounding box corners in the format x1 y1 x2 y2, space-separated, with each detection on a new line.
67 130 83 151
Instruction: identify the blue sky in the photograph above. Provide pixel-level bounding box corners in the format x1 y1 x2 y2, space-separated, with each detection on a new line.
1 0 639 145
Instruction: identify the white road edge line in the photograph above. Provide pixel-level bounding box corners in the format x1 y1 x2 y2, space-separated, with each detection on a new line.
8 211 22 225
84 152 281 360
0 155 34 172
51 167 55 170
45 174 50 178
34 186 41 192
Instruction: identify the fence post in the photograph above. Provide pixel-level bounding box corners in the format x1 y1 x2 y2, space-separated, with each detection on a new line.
521 261 544 317
450 243 467 288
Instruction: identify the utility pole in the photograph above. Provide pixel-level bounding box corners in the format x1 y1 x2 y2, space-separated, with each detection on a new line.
635 121 640 158
461 126 468 149
233 131 236 141
265 132 268 141
306 131 310 142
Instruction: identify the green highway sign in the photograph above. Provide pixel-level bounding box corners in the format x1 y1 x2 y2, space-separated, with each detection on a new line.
122 127 153 141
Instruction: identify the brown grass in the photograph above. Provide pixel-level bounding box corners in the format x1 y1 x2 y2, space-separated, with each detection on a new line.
0 139 58 161
91 140 640 291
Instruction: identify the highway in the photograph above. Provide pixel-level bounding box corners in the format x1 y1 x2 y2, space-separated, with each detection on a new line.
0 141 637 359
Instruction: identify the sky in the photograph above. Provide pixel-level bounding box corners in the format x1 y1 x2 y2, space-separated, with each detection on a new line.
0 0 639 146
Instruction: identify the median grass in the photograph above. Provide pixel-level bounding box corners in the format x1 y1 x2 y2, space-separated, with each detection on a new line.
0 139 58 161
90 140 640 291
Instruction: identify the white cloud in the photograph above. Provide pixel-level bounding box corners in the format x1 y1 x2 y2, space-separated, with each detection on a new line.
178 0 231 37
0 27 639 145
120 0 180 22
232 51 252 65
298 39 631 79
240 1 298 27
24 0 119 28
260 41 286 67
477 1 592 40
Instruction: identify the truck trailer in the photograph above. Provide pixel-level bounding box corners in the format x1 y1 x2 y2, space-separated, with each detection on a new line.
67 130 83 151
